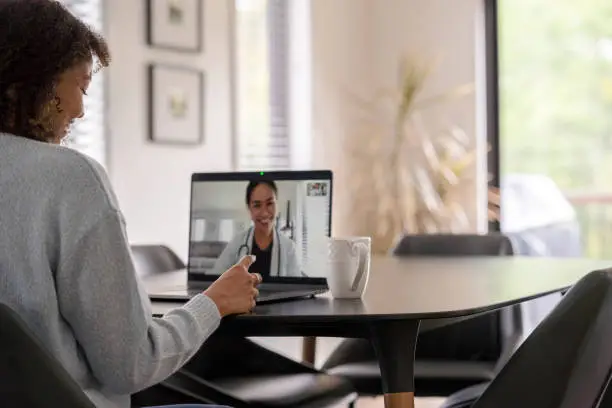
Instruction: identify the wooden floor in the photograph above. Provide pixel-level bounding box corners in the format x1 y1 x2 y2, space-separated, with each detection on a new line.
356 397 444 407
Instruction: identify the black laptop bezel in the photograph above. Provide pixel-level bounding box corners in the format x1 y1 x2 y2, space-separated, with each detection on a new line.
187 170 332 286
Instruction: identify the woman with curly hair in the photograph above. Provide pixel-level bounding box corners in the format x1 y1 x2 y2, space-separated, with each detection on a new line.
0 2 260 407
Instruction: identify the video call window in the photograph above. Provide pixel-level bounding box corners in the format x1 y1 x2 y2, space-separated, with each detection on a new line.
189 179 331 279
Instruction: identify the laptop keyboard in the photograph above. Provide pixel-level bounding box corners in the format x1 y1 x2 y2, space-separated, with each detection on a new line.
185 288 325 303
256 289 321 302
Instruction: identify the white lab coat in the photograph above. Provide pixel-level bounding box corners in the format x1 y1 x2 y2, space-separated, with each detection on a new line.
211 228 302 277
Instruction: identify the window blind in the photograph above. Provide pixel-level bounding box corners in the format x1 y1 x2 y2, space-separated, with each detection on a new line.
61 0 107 167
235 0 291 170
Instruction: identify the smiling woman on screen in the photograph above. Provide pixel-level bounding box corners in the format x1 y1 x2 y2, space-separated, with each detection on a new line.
0 1 259 408
211 180 303 278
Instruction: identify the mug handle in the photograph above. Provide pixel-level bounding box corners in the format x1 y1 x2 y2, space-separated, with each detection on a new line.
350 242 369 291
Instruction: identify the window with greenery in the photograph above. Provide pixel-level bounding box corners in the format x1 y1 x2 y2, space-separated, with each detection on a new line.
498 0 612 258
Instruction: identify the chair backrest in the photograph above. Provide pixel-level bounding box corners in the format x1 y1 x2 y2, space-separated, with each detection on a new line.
0 303 95 408
131 244 185 277
473 269 612 408
391 234 516 362
391 233 514 257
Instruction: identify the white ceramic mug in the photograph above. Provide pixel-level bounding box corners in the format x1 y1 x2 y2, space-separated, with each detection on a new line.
326 237 371 299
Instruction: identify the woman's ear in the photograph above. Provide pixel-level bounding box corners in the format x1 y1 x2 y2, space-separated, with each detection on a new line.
53 96 63 113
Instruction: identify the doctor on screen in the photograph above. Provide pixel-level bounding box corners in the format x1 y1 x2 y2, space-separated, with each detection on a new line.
211 180 303 277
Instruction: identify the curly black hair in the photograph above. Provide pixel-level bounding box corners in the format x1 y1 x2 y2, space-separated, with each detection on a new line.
0 0 110 142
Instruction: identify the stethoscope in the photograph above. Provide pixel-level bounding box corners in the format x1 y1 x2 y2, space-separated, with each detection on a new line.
237 225 282 275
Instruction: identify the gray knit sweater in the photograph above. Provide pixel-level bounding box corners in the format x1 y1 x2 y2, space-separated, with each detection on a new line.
0 133 221 407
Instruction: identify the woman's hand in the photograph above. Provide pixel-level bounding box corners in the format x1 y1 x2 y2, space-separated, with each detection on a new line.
204 255 262 317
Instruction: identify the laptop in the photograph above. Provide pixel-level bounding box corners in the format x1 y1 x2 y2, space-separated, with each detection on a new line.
147 170 332 304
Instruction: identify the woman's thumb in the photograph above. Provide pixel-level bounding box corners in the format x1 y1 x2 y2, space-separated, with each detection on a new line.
238 254 256 269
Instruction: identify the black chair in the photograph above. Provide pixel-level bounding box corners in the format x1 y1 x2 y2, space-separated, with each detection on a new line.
132 334 357 408
323 233 521 400
442 268 612 408
0 303 96 408
391 234 514 257
130 244 186 276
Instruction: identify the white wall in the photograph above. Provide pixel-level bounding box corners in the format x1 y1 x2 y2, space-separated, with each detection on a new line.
105 0 233 260
369 0 488 233
310 0 488 236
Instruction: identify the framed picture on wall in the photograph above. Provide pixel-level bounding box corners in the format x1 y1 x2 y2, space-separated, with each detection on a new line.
147 64 205 145
146 0 203 52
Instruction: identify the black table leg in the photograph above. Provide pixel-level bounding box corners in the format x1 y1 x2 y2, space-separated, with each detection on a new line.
369 320 420 408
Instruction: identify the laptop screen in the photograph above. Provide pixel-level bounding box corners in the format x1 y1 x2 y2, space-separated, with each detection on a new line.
188 171 332 283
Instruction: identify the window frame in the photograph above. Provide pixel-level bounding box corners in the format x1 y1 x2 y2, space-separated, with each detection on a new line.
485 0 501 232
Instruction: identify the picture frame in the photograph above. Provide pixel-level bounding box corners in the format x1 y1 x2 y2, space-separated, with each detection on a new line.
146 0 203 52
147 64 205 146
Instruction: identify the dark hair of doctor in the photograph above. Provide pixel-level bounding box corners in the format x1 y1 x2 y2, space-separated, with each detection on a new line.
245 180 278 205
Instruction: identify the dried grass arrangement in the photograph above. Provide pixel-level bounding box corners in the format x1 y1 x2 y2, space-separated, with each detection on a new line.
340 57 499 254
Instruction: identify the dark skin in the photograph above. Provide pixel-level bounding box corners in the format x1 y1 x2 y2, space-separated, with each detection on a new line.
205 255 261 316
44 61 92 143
248 184 278 250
